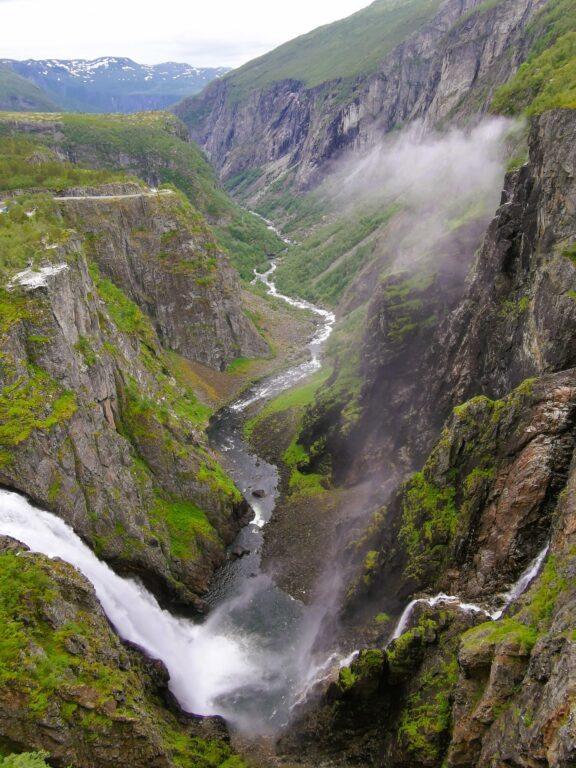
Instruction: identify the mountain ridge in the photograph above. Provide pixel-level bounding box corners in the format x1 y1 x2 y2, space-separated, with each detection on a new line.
176 0 548 199
2 57 230 113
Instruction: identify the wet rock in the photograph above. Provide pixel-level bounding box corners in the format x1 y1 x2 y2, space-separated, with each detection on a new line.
229 545 250 560
252 488 267 498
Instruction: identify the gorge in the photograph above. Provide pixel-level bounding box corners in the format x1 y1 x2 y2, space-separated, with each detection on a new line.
0 0 575 765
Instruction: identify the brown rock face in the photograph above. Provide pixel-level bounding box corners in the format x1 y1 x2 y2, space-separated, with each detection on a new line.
345 371 576 620
446 452 576 768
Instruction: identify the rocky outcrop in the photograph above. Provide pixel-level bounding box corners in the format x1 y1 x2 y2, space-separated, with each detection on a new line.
178 0 546 195
446 455 576 768
0 536 239 767
0 228 251 610
282 604 482 767
346 371 576 618
425 108 576 408
283 368 576 767
60 188 268 370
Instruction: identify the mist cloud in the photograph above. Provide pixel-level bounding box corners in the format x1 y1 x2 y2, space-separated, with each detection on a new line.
323 117 517 276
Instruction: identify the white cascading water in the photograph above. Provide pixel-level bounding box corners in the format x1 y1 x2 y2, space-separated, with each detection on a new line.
389 545 550 643
232 261 335 412
490 544 550 620
0 489 264 720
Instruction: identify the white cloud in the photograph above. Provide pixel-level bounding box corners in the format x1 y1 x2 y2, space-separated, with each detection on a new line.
0 0 372 67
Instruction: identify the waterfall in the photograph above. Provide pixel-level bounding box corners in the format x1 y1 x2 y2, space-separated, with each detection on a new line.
389 594 489 643
490 544 550 620
389 546 550 643
0 489 270 727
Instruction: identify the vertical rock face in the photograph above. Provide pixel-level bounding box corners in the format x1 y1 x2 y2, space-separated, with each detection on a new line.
284 368 576 767
446 441 576 768
59 187 268 370
177 0 545 194
335 109 576 486
346 372 576 615
0 227 250 610
427 109 576 408
281 110 576 767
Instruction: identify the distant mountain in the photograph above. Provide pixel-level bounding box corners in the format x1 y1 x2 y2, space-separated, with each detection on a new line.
0 64 57 112
1 58 230 113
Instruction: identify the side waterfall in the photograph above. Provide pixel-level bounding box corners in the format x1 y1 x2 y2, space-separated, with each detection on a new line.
389 544 550 643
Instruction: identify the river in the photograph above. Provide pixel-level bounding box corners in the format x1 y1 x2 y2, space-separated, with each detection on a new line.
0 243 551 735
0 244 338 735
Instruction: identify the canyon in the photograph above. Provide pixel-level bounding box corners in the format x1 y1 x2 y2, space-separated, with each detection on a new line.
0 0 575 765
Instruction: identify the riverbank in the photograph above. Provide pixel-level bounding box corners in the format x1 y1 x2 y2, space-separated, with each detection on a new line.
182 286 319 408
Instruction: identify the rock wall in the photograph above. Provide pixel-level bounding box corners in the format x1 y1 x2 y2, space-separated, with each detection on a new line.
177 0 546 194
326 109 576 488
60 188 268 370
280 110 576 767
0 227 250 610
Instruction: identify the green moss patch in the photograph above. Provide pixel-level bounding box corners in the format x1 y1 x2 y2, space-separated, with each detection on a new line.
274 204 401 306
152 497 216 560
0 358 77 466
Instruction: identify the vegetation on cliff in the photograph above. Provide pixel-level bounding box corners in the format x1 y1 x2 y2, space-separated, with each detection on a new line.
492 0 576 114
0 118 256 612
0 112 283 280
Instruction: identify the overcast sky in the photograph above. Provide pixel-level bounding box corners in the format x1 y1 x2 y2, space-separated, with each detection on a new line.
1 0 373 68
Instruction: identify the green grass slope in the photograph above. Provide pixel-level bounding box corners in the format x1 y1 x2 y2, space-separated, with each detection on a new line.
0 66 56 112
492 0 576 114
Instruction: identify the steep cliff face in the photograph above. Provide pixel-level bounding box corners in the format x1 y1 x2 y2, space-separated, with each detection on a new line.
0 536 243 767
327 109 576 489
278 110 576 767
447 463 576 768
59 186 268 370
284 373 576 768
0 213 250 610
178 0 546 196
0 112 284 279
346 371 576 616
